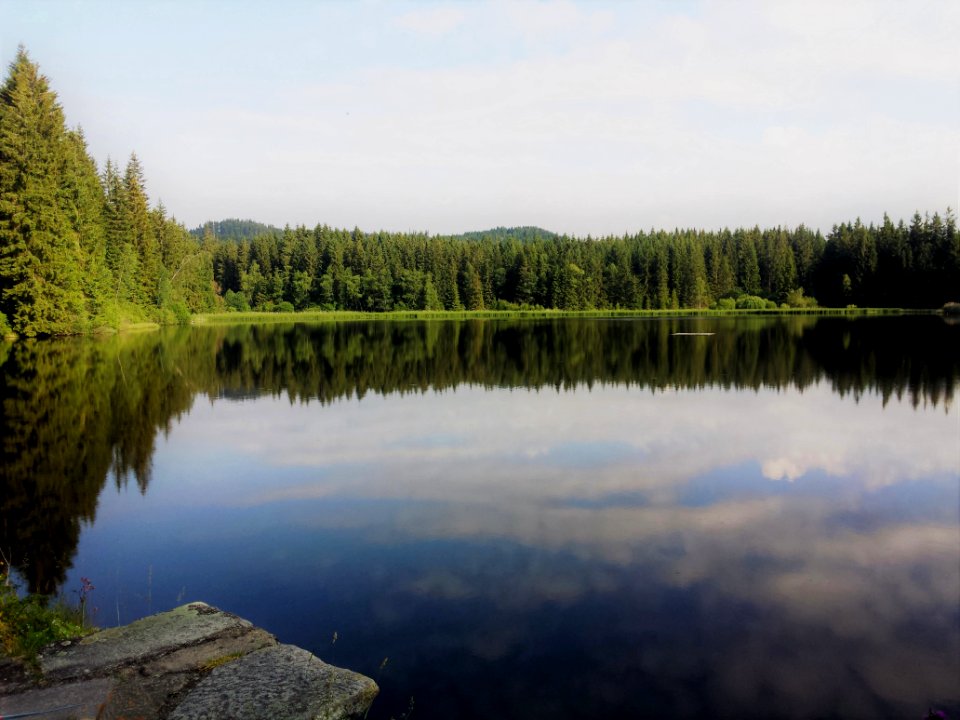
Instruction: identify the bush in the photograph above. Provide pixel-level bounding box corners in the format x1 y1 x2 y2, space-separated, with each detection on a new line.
275 301 295 313
716 298 736 310
765 300 778 309
224 290 250 312
735 295 767 309
0 573 89 665
170 302 191 325
0 311 12 337
786 288 819 308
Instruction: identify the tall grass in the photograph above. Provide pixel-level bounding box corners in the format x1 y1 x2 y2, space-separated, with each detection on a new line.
191 306 916 326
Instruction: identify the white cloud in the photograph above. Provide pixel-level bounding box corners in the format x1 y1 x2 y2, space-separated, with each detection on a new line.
395 5 467 36
28 0 957 233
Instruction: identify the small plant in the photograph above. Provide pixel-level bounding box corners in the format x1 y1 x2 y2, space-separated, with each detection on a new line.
0 572 91 667
76 576 96 626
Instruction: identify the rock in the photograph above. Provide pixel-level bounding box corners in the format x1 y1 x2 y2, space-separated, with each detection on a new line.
0 677 116 720
169 644 380 720
0 603 378 720
43 602 267 681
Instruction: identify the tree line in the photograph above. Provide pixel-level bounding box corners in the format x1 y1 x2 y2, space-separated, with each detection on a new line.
209 212 956 315
1 48 957 336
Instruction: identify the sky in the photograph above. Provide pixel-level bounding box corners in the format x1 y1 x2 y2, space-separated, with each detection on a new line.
1 0 957 235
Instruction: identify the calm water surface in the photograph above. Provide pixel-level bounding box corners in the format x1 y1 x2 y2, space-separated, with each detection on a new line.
2 316 958 719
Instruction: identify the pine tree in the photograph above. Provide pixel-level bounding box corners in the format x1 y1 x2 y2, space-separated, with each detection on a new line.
62 128 111 318
0 47 86 335
102 157 139 304
124 153 160 305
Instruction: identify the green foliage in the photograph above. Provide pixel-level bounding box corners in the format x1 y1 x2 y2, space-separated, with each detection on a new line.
191 218 280 242
453 226 557 243
224 289 250 312
0 573 88 663
170 301 191 325
206 217 949 316
0 47 87 335
0 48 218 335
735 295 767 309
716 298 736 311
786 287 818 308
0 310 12 336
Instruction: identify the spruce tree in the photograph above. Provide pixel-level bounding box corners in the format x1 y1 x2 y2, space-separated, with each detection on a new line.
124 153 160 305
0 47 86 335
61 128 111 318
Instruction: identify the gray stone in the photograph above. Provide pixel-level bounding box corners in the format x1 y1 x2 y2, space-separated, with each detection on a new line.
42 602 265 681
1 603 377 720
0 677 116 720
169 644 379 720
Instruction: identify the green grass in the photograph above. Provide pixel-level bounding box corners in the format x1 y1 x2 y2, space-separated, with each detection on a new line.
191 306 919 326
0 573 94 669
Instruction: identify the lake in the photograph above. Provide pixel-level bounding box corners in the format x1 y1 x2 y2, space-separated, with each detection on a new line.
1 315 958 719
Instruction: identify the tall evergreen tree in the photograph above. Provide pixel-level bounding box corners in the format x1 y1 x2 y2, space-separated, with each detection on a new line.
124 153 160 305
0 47 86 335
61 128 110 317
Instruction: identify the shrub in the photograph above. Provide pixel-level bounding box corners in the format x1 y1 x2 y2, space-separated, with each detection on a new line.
275 301 295 313
716 298 736 310
224 290 250 312
0 573 90 665
170 302 191 325
786 288 819 308
0 311 12 337
735 295 767 309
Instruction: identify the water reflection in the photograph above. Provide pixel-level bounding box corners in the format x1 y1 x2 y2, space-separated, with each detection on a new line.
1 316 958 719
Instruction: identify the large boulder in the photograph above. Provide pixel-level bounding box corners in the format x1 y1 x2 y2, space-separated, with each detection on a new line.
0 602 378 720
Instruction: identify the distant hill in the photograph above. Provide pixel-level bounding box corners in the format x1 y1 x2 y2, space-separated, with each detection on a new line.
191 221 558 244
191 218 281 241
452 226 558 243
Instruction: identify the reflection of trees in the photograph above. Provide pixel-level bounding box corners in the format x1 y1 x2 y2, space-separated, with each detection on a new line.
0 331 201 593
0 316 956 594
207 316 956 406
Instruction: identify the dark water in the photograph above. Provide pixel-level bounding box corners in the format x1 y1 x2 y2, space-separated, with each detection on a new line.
2 316 958 719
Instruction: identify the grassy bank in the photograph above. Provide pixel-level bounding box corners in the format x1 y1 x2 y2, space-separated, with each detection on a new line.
191 306 920 326
0 573 95 668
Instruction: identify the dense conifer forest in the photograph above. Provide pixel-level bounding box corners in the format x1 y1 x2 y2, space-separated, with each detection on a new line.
1 48 957 336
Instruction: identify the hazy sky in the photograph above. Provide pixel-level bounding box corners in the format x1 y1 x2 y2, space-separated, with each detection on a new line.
2 0 957 235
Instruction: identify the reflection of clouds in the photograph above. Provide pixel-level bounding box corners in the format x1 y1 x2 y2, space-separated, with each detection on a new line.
150 380 960 713
170 382 957 509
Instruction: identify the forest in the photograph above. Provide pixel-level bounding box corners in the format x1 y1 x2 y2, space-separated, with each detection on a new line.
1 48 958 336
